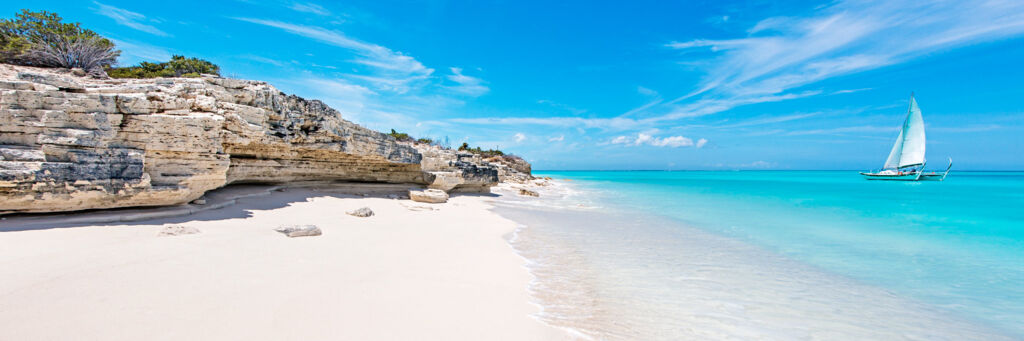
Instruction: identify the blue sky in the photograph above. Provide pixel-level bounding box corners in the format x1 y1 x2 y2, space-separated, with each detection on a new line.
12 1 1024 170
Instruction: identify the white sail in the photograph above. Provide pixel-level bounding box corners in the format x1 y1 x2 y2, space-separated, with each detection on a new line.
882 95 926 169
899 97 926 167
883 128 905 169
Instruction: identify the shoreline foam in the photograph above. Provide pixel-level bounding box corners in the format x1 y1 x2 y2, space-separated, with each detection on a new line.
493 177 1016 340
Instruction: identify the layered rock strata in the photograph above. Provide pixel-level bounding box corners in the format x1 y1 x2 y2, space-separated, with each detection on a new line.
486 156 535 183
0 65 507 214
413 144 500 193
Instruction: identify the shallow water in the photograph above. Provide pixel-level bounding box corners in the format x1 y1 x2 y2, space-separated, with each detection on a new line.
494 171 1024 340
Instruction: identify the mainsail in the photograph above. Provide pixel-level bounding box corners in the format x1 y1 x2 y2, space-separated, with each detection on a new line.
882 95 926 170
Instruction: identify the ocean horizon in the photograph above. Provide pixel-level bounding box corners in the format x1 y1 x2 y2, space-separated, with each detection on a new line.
499 170 1024 339
535 169 1024 172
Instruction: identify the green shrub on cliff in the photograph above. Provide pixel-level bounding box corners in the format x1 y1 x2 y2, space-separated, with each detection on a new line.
108 55 220 78
457 142 505 157
0 9 120 72
387 129 413 142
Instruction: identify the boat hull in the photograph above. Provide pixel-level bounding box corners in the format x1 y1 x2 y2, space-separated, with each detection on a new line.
860 158 951 181
860 172 946 181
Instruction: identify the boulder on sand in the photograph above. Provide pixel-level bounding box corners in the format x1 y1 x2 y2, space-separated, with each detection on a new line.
409 189 449 203
274 225 322 237
346 207 374 217
158 225 201 236
517 188 540 197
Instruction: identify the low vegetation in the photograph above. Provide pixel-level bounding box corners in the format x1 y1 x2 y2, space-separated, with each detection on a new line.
387 129 413 142
107 55 220 78
0 9 220 79
457 142 507 157
0 10 119 74
388 129 459 149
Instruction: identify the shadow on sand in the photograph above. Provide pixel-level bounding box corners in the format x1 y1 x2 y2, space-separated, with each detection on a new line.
0 183 498 232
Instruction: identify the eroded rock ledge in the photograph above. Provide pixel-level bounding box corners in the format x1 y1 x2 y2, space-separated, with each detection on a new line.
0 65 526 214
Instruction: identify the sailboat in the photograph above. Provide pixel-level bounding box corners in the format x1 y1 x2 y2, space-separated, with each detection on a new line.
860 94 952 181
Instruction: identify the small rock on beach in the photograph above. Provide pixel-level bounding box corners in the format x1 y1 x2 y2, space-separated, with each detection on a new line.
518 188 540 197
347 207 374 217
275 225 322 237
158 225 201 237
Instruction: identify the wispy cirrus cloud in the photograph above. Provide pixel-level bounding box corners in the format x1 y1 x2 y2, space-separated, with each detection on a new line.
716 112 821 129
445 67 489 96
289 2 331 16
230 17 493 137
668 0 1024 99
537 99 588 115
109 38 172 65
609 133 703 148
233 17 433 93
786 125 895 136
454 91 819 131
450 0 1024 145
832 88 873 95
93 2 169 37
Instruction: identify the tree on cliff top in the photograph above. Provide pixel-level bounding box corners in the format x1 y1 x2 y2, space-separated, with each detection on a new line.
107 55 220 78
0 9 120 74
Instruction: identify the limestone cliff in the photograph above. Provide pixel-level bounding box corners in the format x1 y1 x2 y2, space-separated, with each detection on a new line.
413 144 501 193
0 65 509 214
485 155 535 183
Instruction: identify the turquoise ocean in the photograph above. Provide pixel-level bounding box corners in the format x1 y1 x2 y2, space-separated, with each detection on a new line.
496 171 1024 340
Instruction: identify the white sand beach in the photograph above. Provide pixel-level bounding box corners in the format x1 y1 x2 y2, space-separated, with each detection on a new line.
0 186 571 340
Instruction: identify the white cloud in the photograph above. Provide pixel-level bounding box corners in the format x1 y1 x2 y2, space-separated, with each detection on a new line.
609 133 699 148
514 133 526 143
831 88 872 95
233 18 433 93
786 125 895 136
289 2 331 16
240 54 286 67
610 136 632 145
446 67 489 96
537 100 587 115
669 1 1024 98
276 77 375 117
930 124 1003 133
94 2 169 37
221 0 1024 162
455 91 819 132
109 39 172 65
548 135 565 142
743 161 776 169
462 1 1024 135
637 86 659 97
716 112 820 129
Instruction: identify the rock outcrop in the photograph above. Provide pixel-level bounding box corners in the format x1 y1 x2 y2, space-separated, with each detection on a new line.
485 156 534 183
414 144 499 193
0 65 504 214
